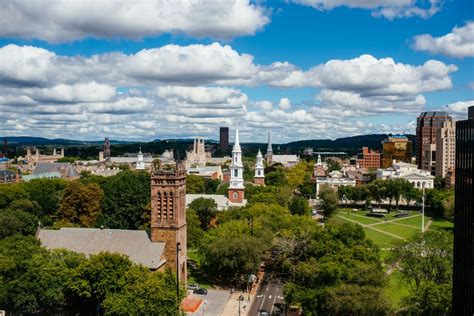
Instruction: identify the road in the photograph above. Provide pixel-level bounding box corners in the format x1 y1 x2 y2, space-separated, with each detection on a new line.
248 273 285 316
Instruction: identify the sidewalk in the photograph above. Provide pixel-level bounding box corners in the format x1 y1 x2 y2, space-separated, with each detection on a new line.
220 272 265 315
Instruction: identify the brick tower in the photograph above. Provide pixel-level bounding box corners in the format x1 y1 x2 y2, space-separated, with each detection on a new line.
228 128 245 203
150 163 187 285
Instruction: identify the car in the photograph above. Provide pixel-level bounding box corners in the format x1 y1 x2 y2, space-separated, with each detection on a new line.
187 284 199 291
258 310 270 316
193 288 208 295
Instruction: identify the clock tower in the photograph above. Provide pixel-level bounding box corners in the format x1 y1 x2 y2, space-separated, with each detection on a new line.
228 128 245 203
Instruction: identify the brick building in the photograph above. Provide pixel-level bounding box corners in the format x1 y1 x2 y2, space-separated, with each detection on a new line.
356 147 380 169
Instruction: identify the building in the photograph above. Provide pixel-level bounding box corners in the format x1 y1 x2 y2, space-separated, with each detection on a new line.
26 147 65 164
136 148 145 170
186 194 245 211
185 137 211 168
266 130 273 165
254 149 265 185
219 127 229 153
376 161 434 189
435 120 456 179
313 155 328 177
0 157 9 170
228 128 245 203
150 164 187 285
187 165 223 180
103 137 111 158
416 111 452 174
37 162 188 285
316 171 356 197
453 106 474 315
356 147 380 169
271 155 300 167
0 170 20 183
382 135 412 168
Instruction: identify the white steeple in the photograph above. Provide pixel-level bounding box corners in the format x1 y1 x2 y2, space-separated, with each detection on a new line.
136 147 145 170
229 128 244 189
255 149 264 178
317 154 322 166
266 130 273 154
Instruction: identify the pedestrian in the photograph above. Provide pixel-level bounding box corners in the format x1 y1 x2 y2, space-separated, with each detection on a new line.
231 288 234 294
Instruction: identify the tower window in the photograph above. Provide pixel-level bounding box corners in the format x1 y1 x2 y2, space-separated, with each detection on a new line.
234 169 238 177
233 192 238 200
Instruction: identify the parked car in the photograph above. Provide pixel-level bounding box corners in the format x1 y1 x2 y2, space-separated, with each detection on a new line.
187 284 199 291
258 310 270 316
193 288 208 295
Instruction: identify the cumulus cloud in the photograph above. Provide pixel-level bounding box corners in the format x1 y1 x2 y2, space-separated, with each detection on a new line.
412 21 474 58
0 0 269 42
278 98 292 110
446 100 474 118
291 0 443 19
0 43 458 141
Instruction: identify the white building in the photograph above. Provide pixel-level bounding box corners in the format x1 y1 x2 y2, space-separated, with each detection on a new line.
228 128 245 203
272 154 300 167
185 137 211 168
187 165 223 180
186 194 246 211
254 149 265 185
315 170 356 197
136 149 145 170
376 161 434 189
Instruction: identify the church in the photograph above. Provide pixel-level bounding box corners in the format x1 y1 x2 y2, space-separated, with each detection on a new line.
37 162 188 284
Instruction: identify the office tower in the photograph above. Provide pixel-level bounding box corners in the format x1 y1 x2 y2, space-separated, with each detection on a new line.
435 120 456 178
382 135 412 168
219 127 229 152
416 112 452 174
356 147 380 169
453 106 474 314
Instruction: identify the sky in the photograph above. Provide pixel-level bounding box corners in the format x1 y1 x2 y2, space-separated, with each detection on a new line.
0 0 473 143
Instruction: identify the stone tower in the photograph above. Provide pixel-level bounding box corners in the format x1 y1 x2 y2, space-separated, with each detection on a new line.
254 149 265 186
228 128 245 203
150 163 187 285
103 137 111 158
266 130 273 165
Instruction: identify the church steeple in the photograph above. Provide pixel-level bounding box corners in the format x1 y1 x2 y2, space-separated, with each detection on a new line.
228 128 245 203
266 130 273 165
254 149 265 186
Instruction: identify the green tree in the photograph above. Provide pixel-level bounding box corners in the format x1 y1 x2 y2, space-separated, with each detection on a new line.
289 196 311 216
204 178 220 194
326 158 342 172
394 230 453 314
188 197 218 230
187 209 204 248
0 184 29 209
100 171 150 229
186 175 206 194
367 179 387 208
286 163 307 188
265 170 287 186
59 181 104 226
0 209 38 238
23 178 67 221
318 185 338 220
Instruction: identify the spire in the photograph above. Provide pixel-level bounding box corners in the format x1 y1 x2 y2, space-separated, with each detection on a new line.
267 130 273 153
233 128 241 152
257 148 262 158
317 154 322 166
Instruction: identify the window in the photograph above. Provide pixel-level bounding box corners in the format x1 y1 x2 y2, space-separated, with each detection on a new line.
234 169 238 177
233 192 238 200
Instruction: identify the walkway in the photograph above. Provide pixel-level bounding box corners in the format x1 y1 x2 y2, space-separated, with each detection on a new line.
337 215 406 240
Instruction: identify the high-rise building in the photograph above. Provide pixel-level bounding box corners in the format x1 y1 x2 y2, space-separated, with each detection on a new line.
228 128 244 203
356 147 380 169
435 120 456 178
381 135 412 168
103 137 111 158
254 149 265 185
416 111 452 174
219 127 229 153
453 106 474 314
150 163 187 286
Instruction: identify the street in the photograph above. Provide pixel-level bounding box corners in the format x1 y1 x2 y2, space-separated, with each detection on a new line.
248 273 285 316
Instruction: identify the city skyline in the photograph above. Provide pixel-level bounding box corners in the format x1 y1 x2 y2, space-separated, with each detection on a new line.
0 1 472 143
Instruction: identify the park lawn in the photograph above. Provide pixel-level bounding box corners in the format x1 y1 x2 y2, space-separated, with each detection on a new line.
430 218 454 231
374 223 420 240
392 214 424 228
364 228 401 249
384 270 410 310
338 213 382 225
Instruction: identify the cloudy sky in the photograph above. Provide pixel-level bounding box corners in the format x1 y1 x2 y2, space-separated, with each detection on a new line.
0 0 473 143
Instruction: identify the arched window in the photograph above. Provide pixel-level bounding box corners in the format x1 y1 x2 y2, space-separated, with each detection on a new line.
233 192 238 200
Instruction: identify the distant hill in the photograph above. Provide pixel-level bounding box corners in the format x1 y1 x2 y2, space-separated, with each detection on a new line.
2 136 132 146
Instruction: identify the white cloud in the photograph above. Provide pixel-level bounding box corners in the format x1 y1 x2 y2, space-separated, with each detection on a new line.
412 21 474 58
254 101 273 111
278 98 292 110
446 100 474 117
291 0 443 19
0 0 269 42
469 82 474 90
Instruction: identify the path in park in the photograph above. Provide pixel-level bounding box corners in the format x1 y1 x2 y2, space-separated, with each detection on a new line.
336 215 406 240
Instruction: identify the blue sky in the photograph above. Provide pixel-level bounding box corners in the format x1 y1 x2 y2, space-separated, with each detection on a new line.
0 0 473 142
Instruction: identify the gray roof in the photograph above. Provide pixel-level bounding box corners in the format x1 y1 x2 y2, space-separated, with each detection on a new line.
38 227 166 269
33 162 70 175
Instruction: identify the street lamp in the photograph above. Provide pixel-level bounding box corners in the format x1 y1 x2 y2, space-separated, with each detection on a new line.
421 183 425 233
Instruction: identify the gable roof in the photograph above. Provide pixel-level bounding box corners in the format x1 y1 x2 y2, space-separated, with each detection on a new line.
38 227 166 269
